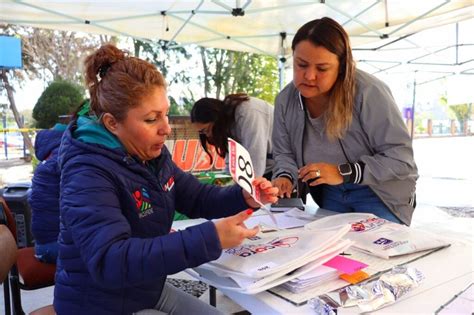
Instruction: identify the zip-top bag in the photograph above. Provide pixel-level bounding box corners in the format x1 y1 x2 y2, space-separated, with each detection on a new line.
305 213 450 259
192 224 351 294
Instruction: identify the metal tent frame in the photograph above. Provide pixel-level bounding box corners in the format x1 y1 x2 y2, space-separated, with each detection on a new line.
1 0 473 87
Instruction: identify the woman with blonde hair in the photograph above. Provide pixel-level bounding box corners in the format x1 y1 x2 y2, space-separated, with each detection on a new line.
272 17 418 225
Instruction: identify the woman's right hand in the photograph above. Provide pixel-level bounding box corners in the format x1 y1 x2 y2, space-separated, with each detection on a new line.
272 177 293 198
214 209 259 249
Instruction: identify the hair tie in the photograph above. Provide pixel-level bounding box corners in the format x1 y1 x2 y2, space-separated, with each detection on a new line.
96 64 111 83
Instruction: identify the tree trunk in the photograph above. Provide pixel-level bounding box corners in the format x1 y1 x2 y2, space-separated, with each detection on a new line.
215 50 227 99
1 70 35 158
200 47 210 97
133 39 141 57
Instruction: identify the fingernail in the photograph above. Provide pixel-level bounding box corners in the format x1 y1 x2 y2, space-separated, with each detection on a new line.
246 209 253 215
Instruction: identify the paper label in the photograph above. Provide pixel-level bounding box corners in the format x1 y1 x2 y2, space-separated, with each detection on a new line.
339 270 370 284
323 255 368 275
251 262 278 274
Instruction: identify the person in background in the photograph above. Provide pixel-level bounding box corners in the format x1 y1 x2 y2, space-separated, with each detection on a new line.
28 121 68 264
272 17 418 225
54 44 278 315
190 94 274 179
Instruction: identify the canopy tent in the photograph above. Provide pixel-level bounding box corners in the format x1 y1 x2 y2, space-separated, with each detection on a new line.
1 0 473 84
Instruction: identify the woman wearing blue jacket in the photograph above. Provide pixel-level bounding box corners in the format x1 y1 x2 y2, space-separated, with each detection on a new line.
54 45 278 315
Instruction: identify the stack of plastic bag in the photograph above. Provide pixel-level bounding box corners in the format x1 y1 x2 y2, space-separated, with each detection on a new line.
193 224 352 294
281 264 339 293
305 213 450 259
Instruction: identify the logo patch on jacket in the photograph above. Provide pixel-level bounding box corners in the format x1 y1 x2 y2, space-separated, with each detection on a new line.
163 176 175 192
132 187 154 218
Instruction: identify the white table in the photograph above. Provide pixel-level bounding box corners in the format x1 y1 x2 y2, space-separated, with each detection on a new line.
173 208 474 314
219 239 473 314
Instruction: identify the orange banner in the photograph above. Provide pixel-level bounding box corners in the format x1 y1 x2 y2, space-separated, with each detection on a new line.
166 139 225 172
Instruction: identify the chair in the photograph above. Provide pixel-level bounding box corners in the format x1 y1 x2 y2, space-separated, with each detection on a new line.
0 197 56 315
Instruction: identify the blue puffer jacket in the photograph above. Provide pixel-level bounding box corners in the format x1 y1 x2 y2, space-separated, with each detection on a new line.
54 117 248 315
28 126 65 244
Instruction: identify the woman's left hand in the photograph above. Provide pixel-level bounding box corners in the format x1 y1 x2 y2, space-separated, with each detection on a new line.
242 177 279 208
299 163 343 186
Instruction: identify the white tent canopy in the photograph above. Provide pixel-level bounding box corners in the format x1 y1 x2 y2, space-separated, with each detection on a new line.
1 0 473 80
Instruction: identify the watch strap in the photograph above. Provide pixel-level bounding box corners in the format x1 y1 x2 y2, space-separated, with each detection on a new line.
339 162 365 184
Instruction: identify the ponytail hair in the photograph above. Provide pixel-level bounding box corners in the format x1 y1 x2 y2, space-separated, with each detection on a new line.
84 44 166 121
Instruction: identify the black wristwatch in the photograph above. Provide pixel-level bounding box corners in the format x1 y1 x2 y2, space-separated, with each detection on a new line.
338 163 352 183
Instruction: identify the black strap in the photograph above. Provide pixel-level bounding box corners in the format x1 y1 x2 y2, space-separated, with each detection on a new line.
337 138 352 163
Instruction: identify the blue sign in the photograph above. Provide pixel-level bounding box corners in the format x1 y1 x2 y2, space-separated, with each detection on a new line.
0 36 22 69
403 107 413 119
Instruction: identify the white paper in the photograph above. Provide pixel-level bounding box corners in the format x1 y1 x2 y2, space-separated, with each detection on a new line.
285 208 318 221
244 212 314 231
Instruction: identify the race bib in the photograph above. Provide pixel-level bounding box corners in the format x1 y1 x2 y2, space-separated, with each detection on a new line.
228 138 262 204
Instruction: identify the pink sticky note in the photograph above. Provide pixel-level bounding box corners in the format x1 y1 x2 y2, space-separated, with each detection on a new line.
323 255 368 275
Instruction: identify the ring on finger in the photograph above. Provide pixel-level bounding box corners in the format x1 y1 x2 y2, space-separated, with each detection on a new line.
315 169 321 178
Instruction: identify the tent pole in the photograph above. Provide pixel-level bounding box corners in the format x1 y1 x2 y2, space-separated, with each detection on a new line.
410 71 417 139
278 32 287 90
278 57 286 91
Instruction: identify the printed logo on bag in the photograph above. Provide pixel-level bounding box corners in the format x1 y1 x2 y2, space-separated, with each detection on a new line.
132 187 154 218
225 236 299 258
380 240 408 251
373 237 393 245
350 217 385 232
163 176 175 192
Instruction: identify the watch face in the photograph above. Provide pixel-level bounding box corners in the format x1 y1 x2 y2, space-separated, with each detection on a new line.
339 163 352 175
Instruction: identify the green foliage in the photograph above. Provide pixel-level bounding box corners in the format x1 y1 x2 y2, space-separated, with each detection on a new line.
240 54 279 104
33 81 84 128
449 103 472 132
133 39 192 85
449 103 472 121
133 39 195 115
168 96 195 116
200 48 279 104
132 39 279 113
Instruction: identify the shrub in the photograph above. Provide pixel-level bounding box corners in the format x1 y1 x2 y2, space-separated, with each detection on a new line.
33 81 84 129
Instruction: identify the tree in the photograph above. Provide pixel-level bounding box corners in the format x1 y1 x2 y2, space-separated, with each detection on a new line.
33 81 84 129
132 40 279 114
199 47 279 104
1 24 103 85
132 39 194 115
449 103 472 133
0 24 102 154
20 109 33 128
1 69 34 154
